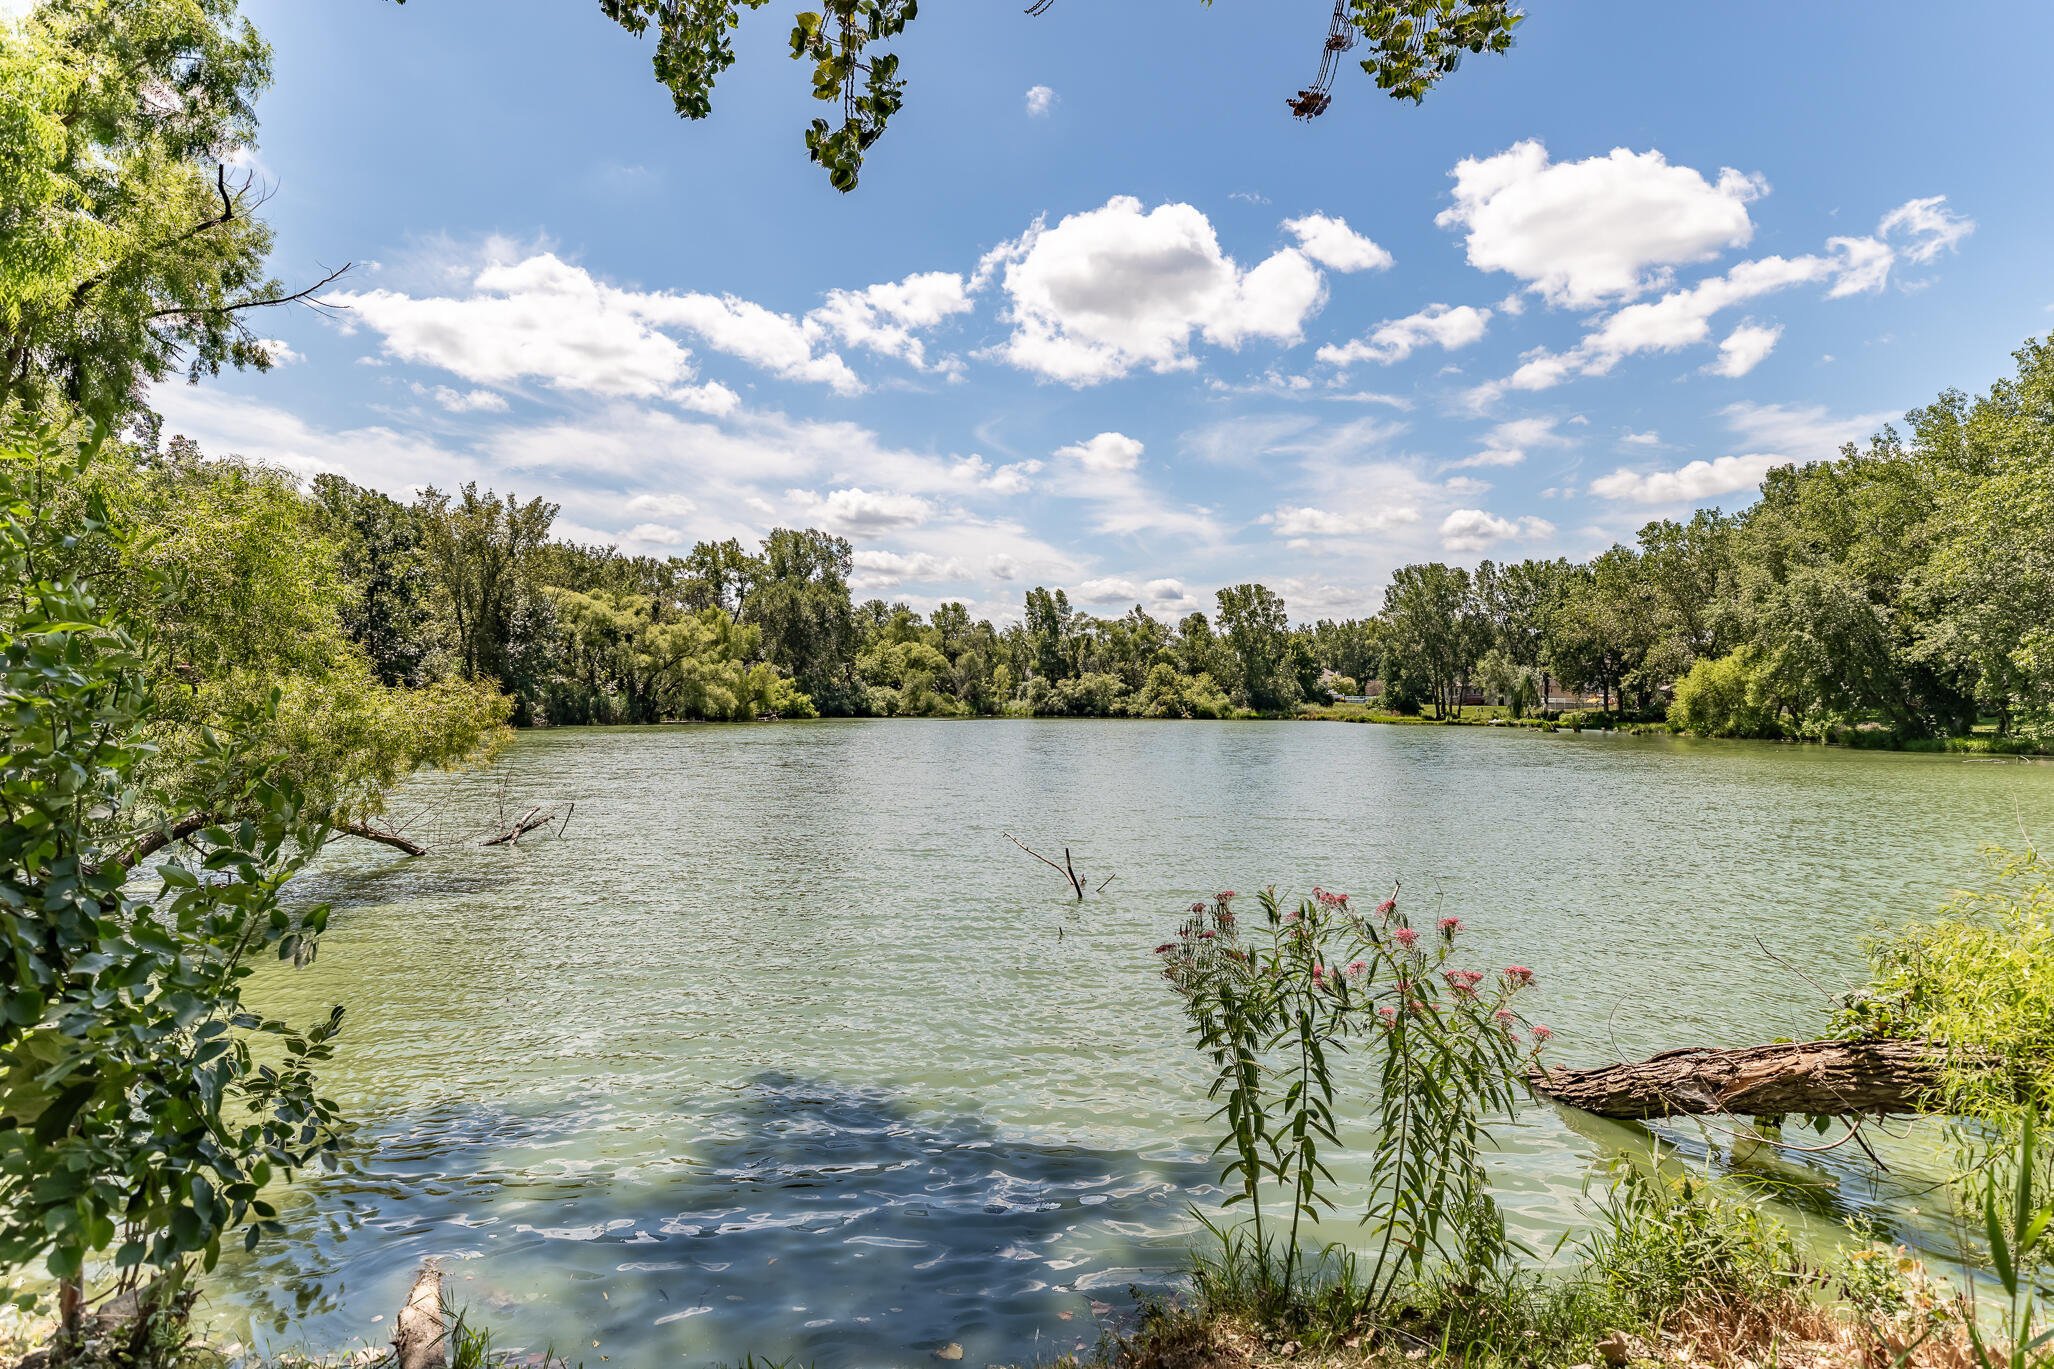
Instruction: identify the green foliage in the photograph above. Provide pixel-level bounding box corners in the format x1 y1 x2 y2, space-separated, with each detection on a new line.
572 0 1518 191
1214 583 1299 713
1579 1155 1804 1326
1 0 300 427
1668 645 1782 738
1159 885 1540 1313
1833 846 2054 1135
0 431 346 1332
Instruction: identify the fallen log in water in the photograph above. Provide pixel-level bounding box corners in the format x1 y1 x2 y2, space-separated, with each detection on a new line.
1531 1038 1946 1120
392 1264 445 1369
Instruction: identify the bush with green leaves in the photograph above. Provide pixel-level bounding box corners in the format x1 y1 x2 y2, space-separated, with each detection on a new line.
1156 885 1544 1316
0 433 347 1361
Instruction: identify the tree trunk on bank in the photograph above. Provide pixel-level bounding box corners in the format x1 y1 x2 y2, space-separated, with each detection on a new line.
1530 1039 1947 1120
393 1266 446 1369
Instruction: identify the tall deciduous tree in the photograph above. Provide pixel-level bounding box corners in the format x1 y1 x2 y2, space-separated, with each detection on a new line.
1 0 337 426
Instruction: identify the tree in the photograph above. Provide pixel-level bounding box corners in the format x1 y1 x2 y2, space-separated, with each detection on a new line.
310 475 432 686
677 536 759 619
1214 582 1298 712
399 0 1525 192
416 483 558 692
1380 563 1482 718
745 526 858 711
0 433 349 1359
1 0 341 427
1024 586 1074 684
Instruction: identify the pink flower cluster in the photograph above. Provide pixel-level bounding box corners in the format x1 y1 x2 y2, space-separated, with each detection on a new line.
1311 886 1350 909
1442 968 1486 998
1530 1024 1554 1044
1375 897 1396 916
1189 902 1207 914
1438 916 1464 940
1503 966 1535 988
1345 960 1368 979
1392 926 1420 950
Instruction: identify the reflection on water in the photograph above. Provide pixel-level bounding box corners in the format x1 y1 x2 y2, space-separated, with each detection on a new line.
199 721 2054 1364
224 1075 1209 1365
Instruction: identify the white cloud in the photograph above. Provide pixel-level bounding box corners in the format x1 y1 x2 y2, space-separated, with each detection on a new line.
1825 195 1976 298
257 338 302 366
1144 578 1202 615
1025 84 1056 117
1077 576 1142 602
413 383 509 412
1439 508 1555 552
1706 320 1782 377
1472 252 1839 401
626 492 698 519
1588 400 1894 504
1316 303 1490 367
1266 505 1422 537
1620 430 1661 446
1049 431 1219 538
808 270 972 369
1443 476 1491 496
1878 195 1975 264
978 196 1339 383
1720 400 1889 457
786 486 936 536
852 549 970 585
1281 214 1393 273
1437 141 1764 308
1452 414 1574 469
1055 431 1143 473
1588 455 1783 503
328 252 821 404
623 522 687 546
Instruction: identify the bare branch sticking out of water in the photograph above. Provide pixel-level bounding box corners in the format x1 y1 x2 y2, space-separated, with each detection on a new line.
1003 831 1086 899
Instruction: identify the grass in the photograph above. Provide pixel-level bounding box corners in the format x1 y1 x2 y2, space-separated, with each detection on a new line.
1084 1154 1999 1369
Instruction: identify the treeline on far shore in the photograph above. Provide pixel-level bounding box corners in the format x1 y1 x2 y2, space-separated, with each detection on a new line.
114 334 2054 748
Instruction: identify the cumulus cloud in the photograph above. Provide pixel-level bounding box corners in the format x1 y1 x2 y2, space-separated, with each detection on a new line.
257 338 302 366
1266 505 1422 537
852 548 970 585
1282 214 1393 273
1436 141 1764 307
1025 84 1056 116
1316 303 1490 367
1706 320 1782 377
331 250 982 401
977 196 1351 384
1588 455 1784 503
1077 576 1142 603
1588 400 1894 503
809 270 973 368
1439 509 1555 552
1049 431 1218 537
329 252 832 404
1469 246 1885 402
786 486 936 535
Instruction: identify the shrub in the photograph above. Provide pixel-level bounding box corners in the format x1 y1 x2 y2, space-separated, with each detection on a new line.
1670 647 1783 738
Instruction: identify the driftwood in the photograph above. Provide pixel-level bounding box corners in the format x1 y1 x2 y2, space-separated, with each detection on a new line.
392 1264 446 1369
1531 1038 1945 1121
1003 831 1089 899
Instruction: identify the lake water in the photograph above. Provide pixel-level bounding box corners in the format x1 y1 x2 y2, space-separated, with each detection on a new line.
203 720 2054 1366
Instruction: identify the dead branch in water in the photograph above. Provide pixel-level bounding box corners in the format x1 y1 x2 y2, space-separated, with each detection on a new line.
482 806 551 846
1003 831 1086 899
336 819 430 857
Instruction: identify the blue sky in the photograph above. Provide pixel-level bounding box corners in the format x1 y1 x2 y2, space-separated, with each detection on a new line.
141 0 2054 624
